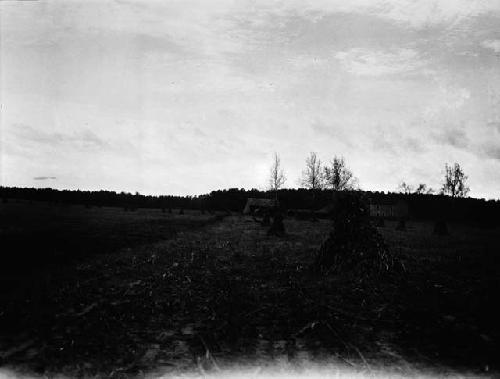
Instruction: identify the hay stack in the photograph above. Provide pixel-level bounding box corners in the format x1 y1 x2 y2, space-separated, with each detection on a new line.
314 193 402 278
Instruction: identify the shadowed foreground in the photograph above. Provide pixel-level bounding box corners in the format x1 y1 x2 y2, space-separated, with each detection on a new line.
0 205 498 377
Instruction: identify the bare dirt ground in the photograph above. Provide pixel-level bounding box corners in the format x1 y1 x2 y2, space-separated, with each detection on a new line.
0 206 498 377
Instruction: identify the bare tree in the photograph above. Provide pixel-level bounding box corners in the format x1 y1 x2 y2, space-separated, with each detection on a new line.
397 182 413 194
441 163 469 198
398 182 433 194
323 156 357 191
414 183 434 195
301 152 324 190
269 152 286 200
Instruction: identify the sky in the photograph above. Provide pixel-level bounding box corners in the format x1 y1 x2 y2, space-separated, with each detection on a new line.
1 0 500 198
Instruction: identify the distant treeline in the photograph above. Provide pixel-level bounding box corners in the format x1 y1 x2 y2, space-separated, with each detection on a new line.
0 186 197 210
1 186 499 225
368 191 500 226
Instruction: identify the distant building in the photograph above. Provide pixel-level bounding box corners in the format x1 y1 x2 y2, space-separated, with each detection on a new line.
243 198 277 214
369 199 409 219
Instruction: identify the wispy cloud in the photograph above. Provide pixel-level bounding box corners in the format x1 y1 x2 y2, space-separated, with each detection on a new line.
368 0 497 29
335 48 427 77
482 143 500 161
310 120 354 147
432 127 470 149
481 39 500 53
13 124 109 150
273 0 500 30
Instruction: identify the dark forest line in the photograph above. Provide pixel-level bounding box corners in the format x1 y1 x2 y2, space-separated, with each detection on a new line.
1 186 499 226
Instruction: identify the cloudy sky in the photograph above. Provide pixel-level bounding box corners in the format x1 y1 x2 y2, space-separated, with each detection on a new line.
1 0 500 198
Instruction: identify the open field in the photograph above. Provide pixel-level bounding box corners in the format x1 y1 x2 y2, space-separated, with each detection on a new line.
0 201 499 377
0 201 215 270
